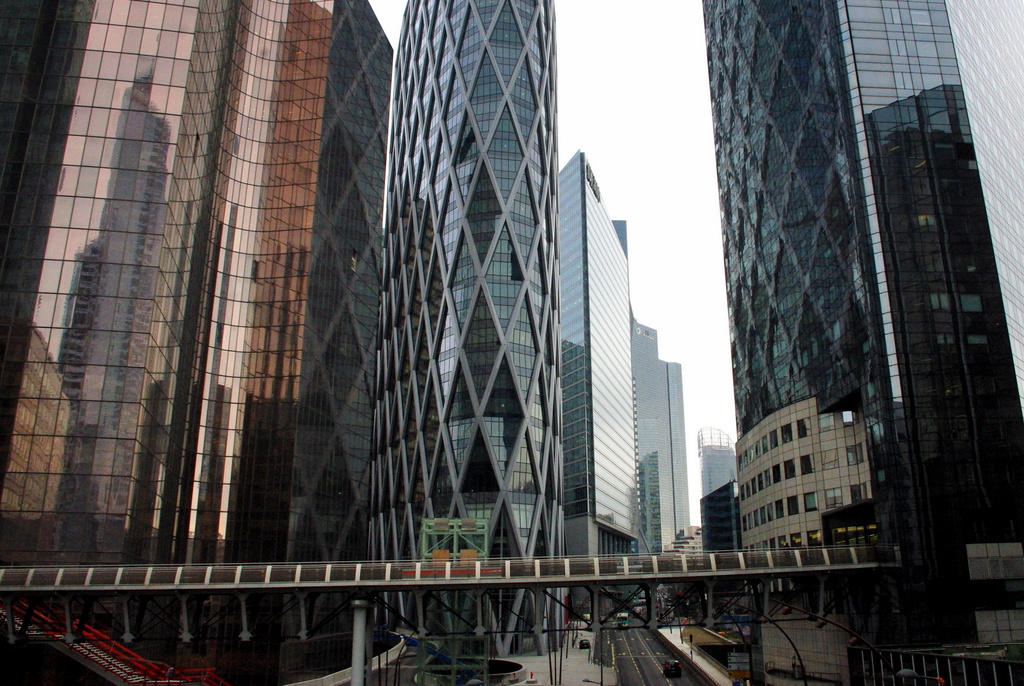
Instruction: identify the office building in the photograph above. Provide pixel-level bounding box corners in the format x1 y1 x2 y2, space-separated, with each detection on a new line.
698 426 735 497
701 480 740 552
706 0 1024 648
558 151 636 556
371 0 559 651
0 0 392 682
631 320 689 551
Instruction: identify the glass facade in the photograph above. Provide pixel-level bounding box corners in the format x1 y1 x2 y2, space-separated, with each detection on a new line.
558 151 636 555
698 426 735 497
705 0 1024 643
0 0 391 682
700 480 740 552
631 320 689 552
372 0 559 653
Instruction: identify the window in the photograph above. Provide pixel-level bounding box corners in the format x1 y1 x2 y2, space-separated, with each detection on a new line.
846 444 864 465
791 532 803 547
797 418 809 438
763 468 771 486
781 424 793 443
772 464 781 482
766 504 773 522
757 473 763 491
930 292 951 310
761 505 768 522
775 500 785 518
800 454 814 474
961 294 983 312
804 492 818 512
842 411 855 426
778 534 789 548
754 509 761 526
807 530 821 546
761 436 769 453
786 495 800 516
825 487 843 509
819 413 834 430
851 483 865 502
784 459 796 479
769 430 778 449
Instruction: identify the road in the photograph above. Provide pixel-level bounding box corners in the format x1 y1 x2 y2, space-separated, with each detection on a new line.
609 628 701 686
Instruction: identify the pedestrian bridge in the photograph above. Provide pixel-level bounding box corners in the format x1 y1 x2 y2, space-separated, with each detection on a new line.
1 545 899 685
0 545 897 596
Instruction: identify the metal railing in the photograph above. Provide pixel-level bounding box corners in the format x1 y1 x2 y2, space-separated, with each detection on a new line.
0 545 899 596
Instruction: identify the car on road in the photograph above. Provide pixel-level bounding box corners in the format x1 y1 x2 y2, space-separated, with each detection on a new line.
578 639 591 649
663 660 682 677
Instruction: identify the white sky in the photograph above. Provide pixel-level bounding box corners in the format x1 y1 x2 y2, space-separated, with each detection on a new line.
366 0 737 525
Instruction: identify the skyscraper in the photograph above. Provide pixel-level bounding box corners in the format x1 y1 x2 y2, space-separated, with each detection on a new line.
372 0 559 593
0 0 392 682
698 426 735 497
559 151 636 556
631 320 689 552
706 0 1024 646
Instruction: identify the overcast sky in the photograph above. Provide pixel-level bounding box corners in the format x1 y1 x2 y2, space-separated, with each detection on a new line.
366 0 737 525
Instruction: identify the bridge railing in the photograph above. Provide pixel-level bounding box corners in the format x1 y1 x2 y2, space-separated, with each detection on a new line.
0 546 899 594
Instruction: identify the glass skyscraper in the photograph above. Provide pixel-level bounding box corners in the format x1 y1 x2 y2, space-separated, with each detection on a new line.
0 0 391 682
558 151 636 556
706 0 1024 646
697 427 735 497
631 320 689 552
372 0 559 651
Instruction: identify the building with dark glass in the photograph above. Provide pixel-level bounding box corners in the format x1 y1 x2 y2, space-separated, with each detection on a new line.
705 0 1024 654
701 480 740 552
631 320 689 552
558 151 636 556
0 0 392 683
371 0 559 653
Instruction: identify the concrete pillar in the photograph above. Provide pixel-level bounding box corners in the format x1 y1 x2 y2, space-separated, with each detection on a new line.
351 598 372 686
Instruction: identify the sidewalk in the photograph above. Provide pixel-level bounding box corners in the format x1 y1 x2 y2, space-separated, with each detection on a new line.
658 628 734 686
511 630 616 686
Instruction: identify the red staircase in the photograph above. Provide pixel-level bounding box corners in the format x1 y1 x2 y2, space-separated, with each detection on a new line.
1 600 230 686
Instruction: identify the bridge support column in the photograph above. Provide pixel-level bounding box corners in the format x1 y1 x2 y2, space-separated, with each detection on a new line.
119 595 135 643
759 581 771 617
415 591 427 636
179 594 193 642
2 596 15 644
644 584 656 629
238 593 253 641
296 592 316 641
816 575 827 616
704 580 716 629
533 589 545 655
61 595 79 644
589 586 603 666
351 598 372 686
474 590 485 636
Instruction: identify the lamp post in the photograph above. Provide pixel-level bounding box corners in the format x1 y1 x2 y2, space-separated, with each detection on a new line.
770 600 947 686
895 669 946 685
720 598 810 686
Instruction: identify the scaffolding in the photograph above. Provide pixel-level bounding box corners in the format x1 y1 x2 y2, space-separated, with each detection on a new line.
418 518 491 686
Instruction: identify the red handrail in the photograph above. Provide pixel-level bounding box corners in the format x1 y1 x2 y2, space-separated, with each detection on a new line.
6 599 232 686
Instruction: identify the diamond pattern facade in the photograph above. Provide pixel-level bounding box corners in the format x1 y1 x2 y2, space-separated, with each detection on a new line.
373 0 560 583
705 0 1024 644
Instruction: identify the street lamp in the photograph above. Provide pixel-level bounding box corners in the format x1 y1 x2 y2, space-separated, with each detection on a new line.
771 600 951 686
895 669 946 685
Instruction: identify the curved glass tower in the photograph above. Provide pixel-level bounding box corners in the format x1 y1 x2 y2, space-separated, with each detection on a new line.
374 0 560 571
